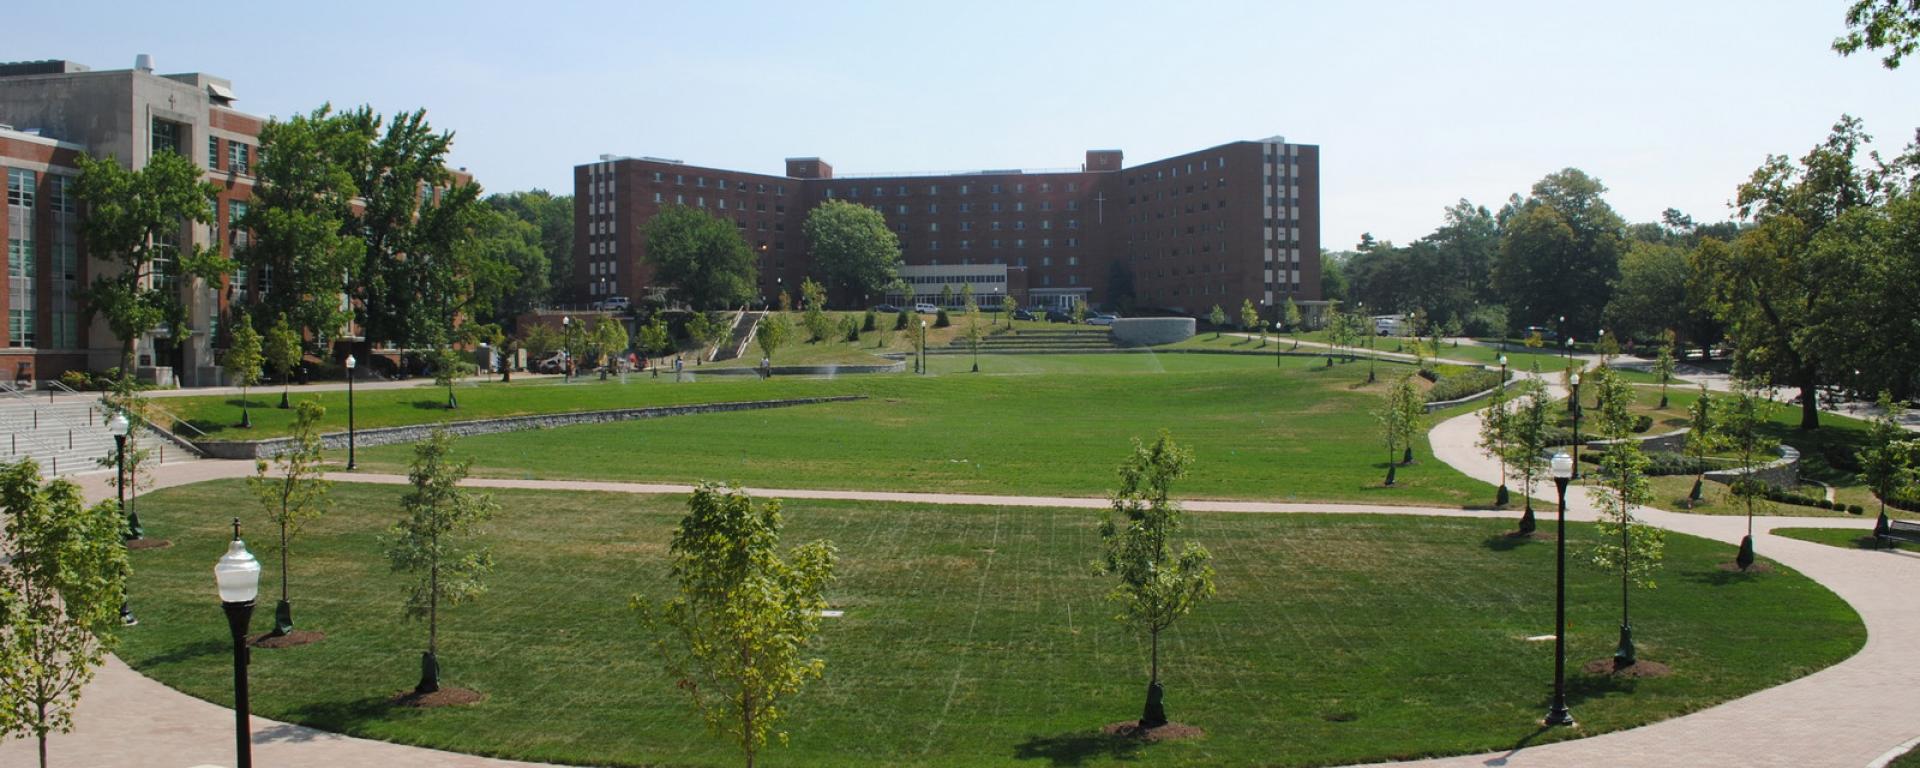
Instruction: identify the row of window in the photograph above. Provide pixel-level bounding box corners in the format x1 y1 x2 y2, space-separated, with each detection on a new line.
829 180 1082 198
917 238 1082 252
648 170 790 197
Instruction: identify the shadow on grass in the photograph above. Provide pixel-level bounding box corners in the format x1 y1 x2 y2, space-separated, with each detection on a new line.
276 694 409 738
1481 726 1552 766
1481 532 1543 552
129 638 226 668
1564 668 1637 708
1012 730 1146 766
1682 564 1772 587
408 399 454 411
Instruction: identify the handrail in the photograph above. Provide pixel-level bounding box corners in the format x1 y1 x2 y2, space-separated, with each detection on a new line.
140 400 210 439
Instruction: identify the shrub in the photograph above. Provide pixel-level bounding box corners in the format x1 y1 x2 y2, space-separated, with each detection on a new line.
862 310 878 332
934 309 951 328
844 316 861 343
1426 369 1502 403
59 370 92 391
1849 504 1866 515
1632 415 1654 433
1461 305 1508 338
894 309 910 331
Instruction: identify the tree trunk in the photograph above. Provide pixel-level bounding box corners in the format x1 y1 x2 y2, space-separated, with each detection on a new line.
1798 379 1820 431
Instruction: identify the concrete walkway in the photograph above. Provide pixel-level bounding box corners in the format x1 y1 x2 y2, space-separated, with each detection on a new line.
7 402 1917 766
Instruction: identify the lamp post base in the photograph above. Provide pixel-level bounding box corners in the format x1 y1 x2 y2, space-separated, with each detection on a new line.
1543 703 1575 727
1614 624 1636 668
1140 681 1167 729
120 602 138 626
273 599 294 636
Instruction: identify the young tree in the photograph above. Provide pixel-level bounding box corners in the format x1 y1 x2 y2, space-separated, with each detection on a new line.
756 313 791 367
1860 394 1920 538
0 461 131 768
1477 382 1515 507
1682 383 1720 507
1396 373 1427 465
1653 333 1677 409
593 317 630 371
963 304 986 373
804 199 901 303
264 313 304 409
687 312 717 360
842 314 861 344
638 484 835 768
893 307 910 331
1070 302 1086 325
639 315 673 366
800 278 833 342
520 323 561 368
225 310 264 429
1283 298 1303 350
1095 432 1214 729
861 309 878 333
1374 375 1420 484
961 283 976 315
1240 299 1262 347
644 205 759 309
98 381 158 540
1504 377 1555 534
250 400 332 636
1000 293 1017 329
702 312 734 358
1208 304 1227 339
384 429 498 694
430 333 476 409
940 284 955 310
1323 303 1345 365
1584 366 1665 668
1717 379 1778 569
72 151 229 374
776 290 792 313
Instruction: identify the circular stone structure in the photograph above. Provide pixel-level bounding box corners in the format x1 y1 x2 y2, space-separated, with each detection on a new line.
1111 317 1196 347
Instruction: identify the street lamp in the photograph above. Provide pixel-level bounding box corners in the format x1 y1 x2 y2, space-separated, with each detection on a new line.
1570 372 1582 479
919 319 928 375
344 355 358 470
562 316 573 383
109 413 138 626
1358 302 1375 383
1545 452 1576 728
215 518 262 768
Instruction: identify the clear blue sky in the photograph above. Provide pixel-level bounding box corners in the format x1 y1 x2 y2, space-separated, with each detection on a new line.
14 1 1917 249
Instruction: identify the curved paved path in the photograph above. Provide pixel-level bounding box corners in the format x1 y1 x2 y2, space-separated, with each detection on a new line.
7 401 1916 767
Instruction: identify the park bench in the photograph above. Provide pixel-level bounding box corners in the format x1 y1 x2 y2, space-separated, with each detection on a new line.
1875 516 1920 547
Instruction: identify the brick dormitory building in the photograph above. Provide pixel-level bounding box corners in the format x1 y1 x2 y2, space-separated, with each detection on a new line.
573 137 1320 316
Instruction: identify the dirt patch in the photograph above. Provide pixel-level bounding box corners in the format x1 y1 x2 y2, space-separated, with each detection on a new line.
390 686 484 708
1101 721 1206 742
126 538 173 551
250 630 325 649
1716 561 1775 574
1581 658 1674 679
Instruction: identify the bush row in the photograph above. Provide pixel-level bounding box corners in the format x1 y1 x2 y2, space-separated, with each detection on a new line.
1425 369 1503 403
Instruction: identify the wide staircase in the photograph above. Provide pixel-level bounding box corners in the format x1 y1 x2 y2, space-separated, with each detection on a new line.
934 326 1119 354
0 384 199 478
715 309 759 362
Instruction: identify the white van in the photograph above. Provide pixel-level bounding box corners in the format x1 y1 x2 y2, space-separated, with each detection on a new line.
914 302 940 314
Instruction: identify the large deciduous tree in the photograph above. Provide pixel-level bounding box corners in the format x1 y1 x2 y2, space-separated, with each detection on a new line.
482 189 572 310
72 151 227 374
0 462 131 768
644 205 758 310
1096 432 1214 730
384 428 498 694
1603 240 1691 344
1835 0 1920 69
239 105 365 349
637 483 835 768
804 199 899 306
1494 169 1626 338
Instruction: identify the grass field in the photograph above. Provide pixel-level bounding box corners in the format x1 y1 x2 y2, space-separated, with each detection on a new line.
1771 527 1899 552
342 354 1488 505
116 481 1864 768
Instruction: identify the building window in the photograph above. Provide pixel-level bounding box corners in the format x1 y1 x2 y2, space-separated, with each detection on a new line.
208 136 221 169
228 142 251 175
8 168 37 348
151 118 183 157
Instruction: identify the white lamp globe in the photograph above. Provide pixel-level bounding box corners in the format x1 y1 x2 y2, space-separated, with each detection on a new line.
344 354 357 370
1550 452 1575 480
214 526 261 604
108 413 130 437
1571 372 1581 386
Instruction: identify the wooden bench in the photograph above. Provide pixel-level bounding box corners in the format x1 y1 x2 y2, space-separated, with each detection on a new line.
1876 516 1920 547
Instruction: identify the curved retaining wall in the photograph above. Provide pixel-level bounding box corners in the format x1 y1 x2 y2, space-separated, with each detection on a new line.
1704 444 1801 489
194 395 867 460
1112 318 1196 347
1587 427 1691 454
695 361 906 376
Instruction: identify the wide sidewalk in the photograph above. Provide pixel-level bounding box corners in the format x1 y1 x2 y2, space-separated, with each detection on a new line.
6 394 1917 767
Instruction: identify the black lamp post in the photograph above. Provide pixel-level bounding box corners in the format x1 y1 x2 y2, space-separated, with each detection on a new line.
215 518 262 768
1545 452 1576 727
919 319 928 375
109 413 139 626
1362 304 1376 383
562 316 574 383
344 354 358 470
1570 372 1582 479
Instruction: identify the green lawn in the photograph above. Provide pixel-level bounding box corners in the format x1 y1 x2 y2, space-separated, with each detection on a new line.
1772 526 1899 551
346 354 1487 506
117 481 1864 768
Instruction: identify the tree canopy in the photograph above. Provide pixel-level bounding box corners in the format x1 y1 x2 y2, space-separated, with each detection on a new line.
644 205 759 310
803 199 900 305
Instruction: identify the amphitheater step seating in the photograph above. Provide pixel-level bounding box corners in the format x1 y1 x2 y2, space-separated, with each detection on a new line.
0 391 197 477
934 328 1119 354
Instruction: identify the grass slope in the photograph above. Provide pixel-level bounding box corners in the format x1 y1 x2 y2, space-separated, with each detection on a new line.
117 481 1863 768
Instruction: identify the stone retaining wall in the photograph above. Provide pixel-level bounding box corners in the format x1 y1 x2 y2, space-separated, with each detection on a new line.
1704 444 1801 490
695 361 905 376
194 395 867 459
1112 318 1196 347
1587 427 1691 454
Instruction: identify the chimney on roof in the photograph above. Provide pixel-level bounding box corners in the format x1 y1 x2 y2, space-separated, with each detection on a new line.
134 54 153 73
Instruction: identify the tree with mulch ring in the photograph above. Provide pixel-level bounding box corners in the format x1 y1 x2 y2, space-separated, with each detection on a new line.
391 687 485 708
249 399 333 643
1582 657 1673 679
1584 366 1667 673
1101 720 1206 742
383 428 498 697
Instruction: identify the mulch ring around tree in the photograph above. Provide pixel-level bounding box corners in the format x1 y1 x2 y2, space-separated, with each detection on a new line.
126 538 173 551
1716 561 1775 574
249 630 325 649
391 687 485 709
1582 658 1674 679
1101 721 1206 742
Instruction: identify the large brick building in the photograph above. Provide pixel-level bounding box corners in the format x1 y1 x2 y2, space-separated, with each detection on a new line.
573 137 1319 316
0 56 264 386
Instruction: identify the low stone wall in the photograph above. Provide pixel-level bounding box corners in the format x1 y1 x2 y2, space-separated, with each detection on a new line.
1422 374 1512 413
1587 427 1690 454
696 361 905 377
194 395 867 459
1112 318 1196 347
1704 444 1801 490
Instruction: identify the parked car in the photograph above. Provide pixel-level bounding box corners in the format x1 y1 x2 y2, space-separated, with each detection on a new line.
872 303 902 314
534 352 568 374
1522 325 1560 342
594 295 631 312
1086 313 1118 326
1045 309 1074 323
914 302 940 314
1011 308 1035 321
